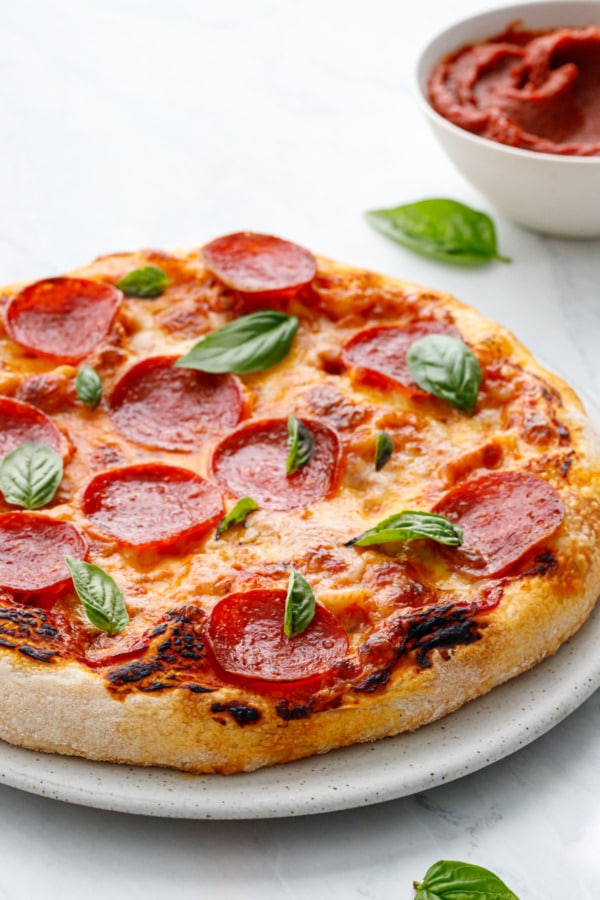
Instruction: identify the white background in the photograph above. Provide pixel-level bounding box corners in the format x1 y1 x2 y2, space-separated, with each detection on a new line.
1 0 599 897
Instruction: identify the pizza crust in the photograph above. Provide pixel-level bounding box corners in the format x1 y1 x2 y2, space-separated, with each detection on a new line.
0 540 597 775
1 250 600 773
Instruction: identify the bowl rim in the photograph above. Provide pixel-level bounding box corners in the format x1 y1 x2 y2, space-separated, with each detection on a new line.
415 0 600 165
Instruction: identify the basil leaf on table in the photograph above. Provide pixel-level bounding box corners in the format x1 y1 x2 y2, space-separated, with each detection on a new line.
407 334 482 414
283 569 316 638
413 859 520 899
374 430 394 471
175 310 299 374
286 415 316 475
76 365 103 409
347 510 463 548
116 265 168 298
216 496 259 539
65 556 129 635
0 440 63 509
366 199 510 265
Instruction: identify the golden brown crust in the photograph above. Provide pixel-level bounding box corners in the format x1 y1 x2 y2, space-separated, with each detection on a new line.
1 246 600 773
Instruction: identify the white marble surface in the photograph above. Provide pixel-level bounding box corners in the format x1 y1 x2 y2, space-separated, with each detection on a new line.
1 0 600 896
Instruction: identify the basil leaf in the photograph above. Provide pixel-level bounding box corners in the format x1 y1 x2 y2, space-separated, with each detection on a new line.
374 431 394 471
407 335 482 414
65 556 129 635
0 440 63 509
76 365 102 409
414 859 520 899
286 415 316 475
175 310 299 374
366 199 510 265
216 496 259 539
347 510 463 548
283 569 316 638
116 265 168 298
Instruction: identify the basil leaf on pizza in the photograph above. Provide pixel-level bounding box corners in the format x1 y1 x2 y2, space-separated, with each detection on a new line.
175 310 299 374
413 859 520 900
216 496 259 539
407 335 482 414
286 415 316 475
348 511 463 547
284 569 316 638
0 440 63 509
366 199 510 265
374 430 394 471
117 265 168 298
76 365 103 409
65 557 129 635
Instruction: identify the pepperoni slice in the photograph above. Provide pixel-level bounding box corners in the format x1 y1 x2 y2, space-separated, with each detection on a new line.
207 590 348 686
108 356 245 451
81 463 224 551
433 471 565 577
202 232 317 296
0 397 65 459
211 417 343 510
5 277 122 364
342 322 460 394
0 513 88 593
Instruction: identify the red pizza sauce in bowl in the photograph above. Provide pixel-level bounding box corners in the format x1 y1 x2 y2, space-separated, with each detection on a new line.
428 23 600 156
415 2 600 237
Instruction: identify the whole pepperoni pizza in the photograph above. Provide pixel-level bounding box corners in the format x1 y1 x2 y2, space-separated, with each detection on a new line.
0 233 599 774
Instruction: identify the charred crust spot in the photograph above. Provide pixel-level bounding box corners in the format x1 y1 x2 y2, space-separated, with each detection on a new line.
104 605 221 697
211 701 261 725
354 601 485 692
352 669 391 693
560 451 575 477
0 604 69 663
19 644 57 663
275 701 312 721
520 550 558 578
405 606 483 669
142 681 172 692
184 683 215 694
108 659 162 685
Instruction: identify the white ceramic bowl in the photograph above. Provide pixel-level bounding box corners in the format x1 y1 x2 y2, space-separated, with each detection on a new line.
416 1 600 237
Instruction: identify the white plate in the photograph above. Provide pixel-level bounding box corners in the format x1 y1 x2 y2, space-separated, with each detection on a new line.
0 599 599 819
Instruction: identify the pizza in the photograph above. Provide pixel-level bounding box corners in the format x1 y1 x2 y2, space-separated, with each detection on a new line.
0 231 599 775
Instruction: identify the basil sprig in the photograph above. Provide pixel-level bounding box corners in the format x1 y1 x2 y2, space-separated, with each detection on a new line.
347 510 463 548
216 496 259 539
116 265 168 298
76 365 102 409
374 431 394 471
286 415 315 475
65 557 129 635
366 199 510 265
407 335 482 414
283 569 316 638
0 440 63 509
175 310 299 374
414 860 520 899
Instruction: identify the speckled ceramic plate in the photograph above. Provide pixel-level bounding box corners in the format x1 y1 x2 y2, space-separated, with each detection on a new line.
1 382 599 819
0 602 599 818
